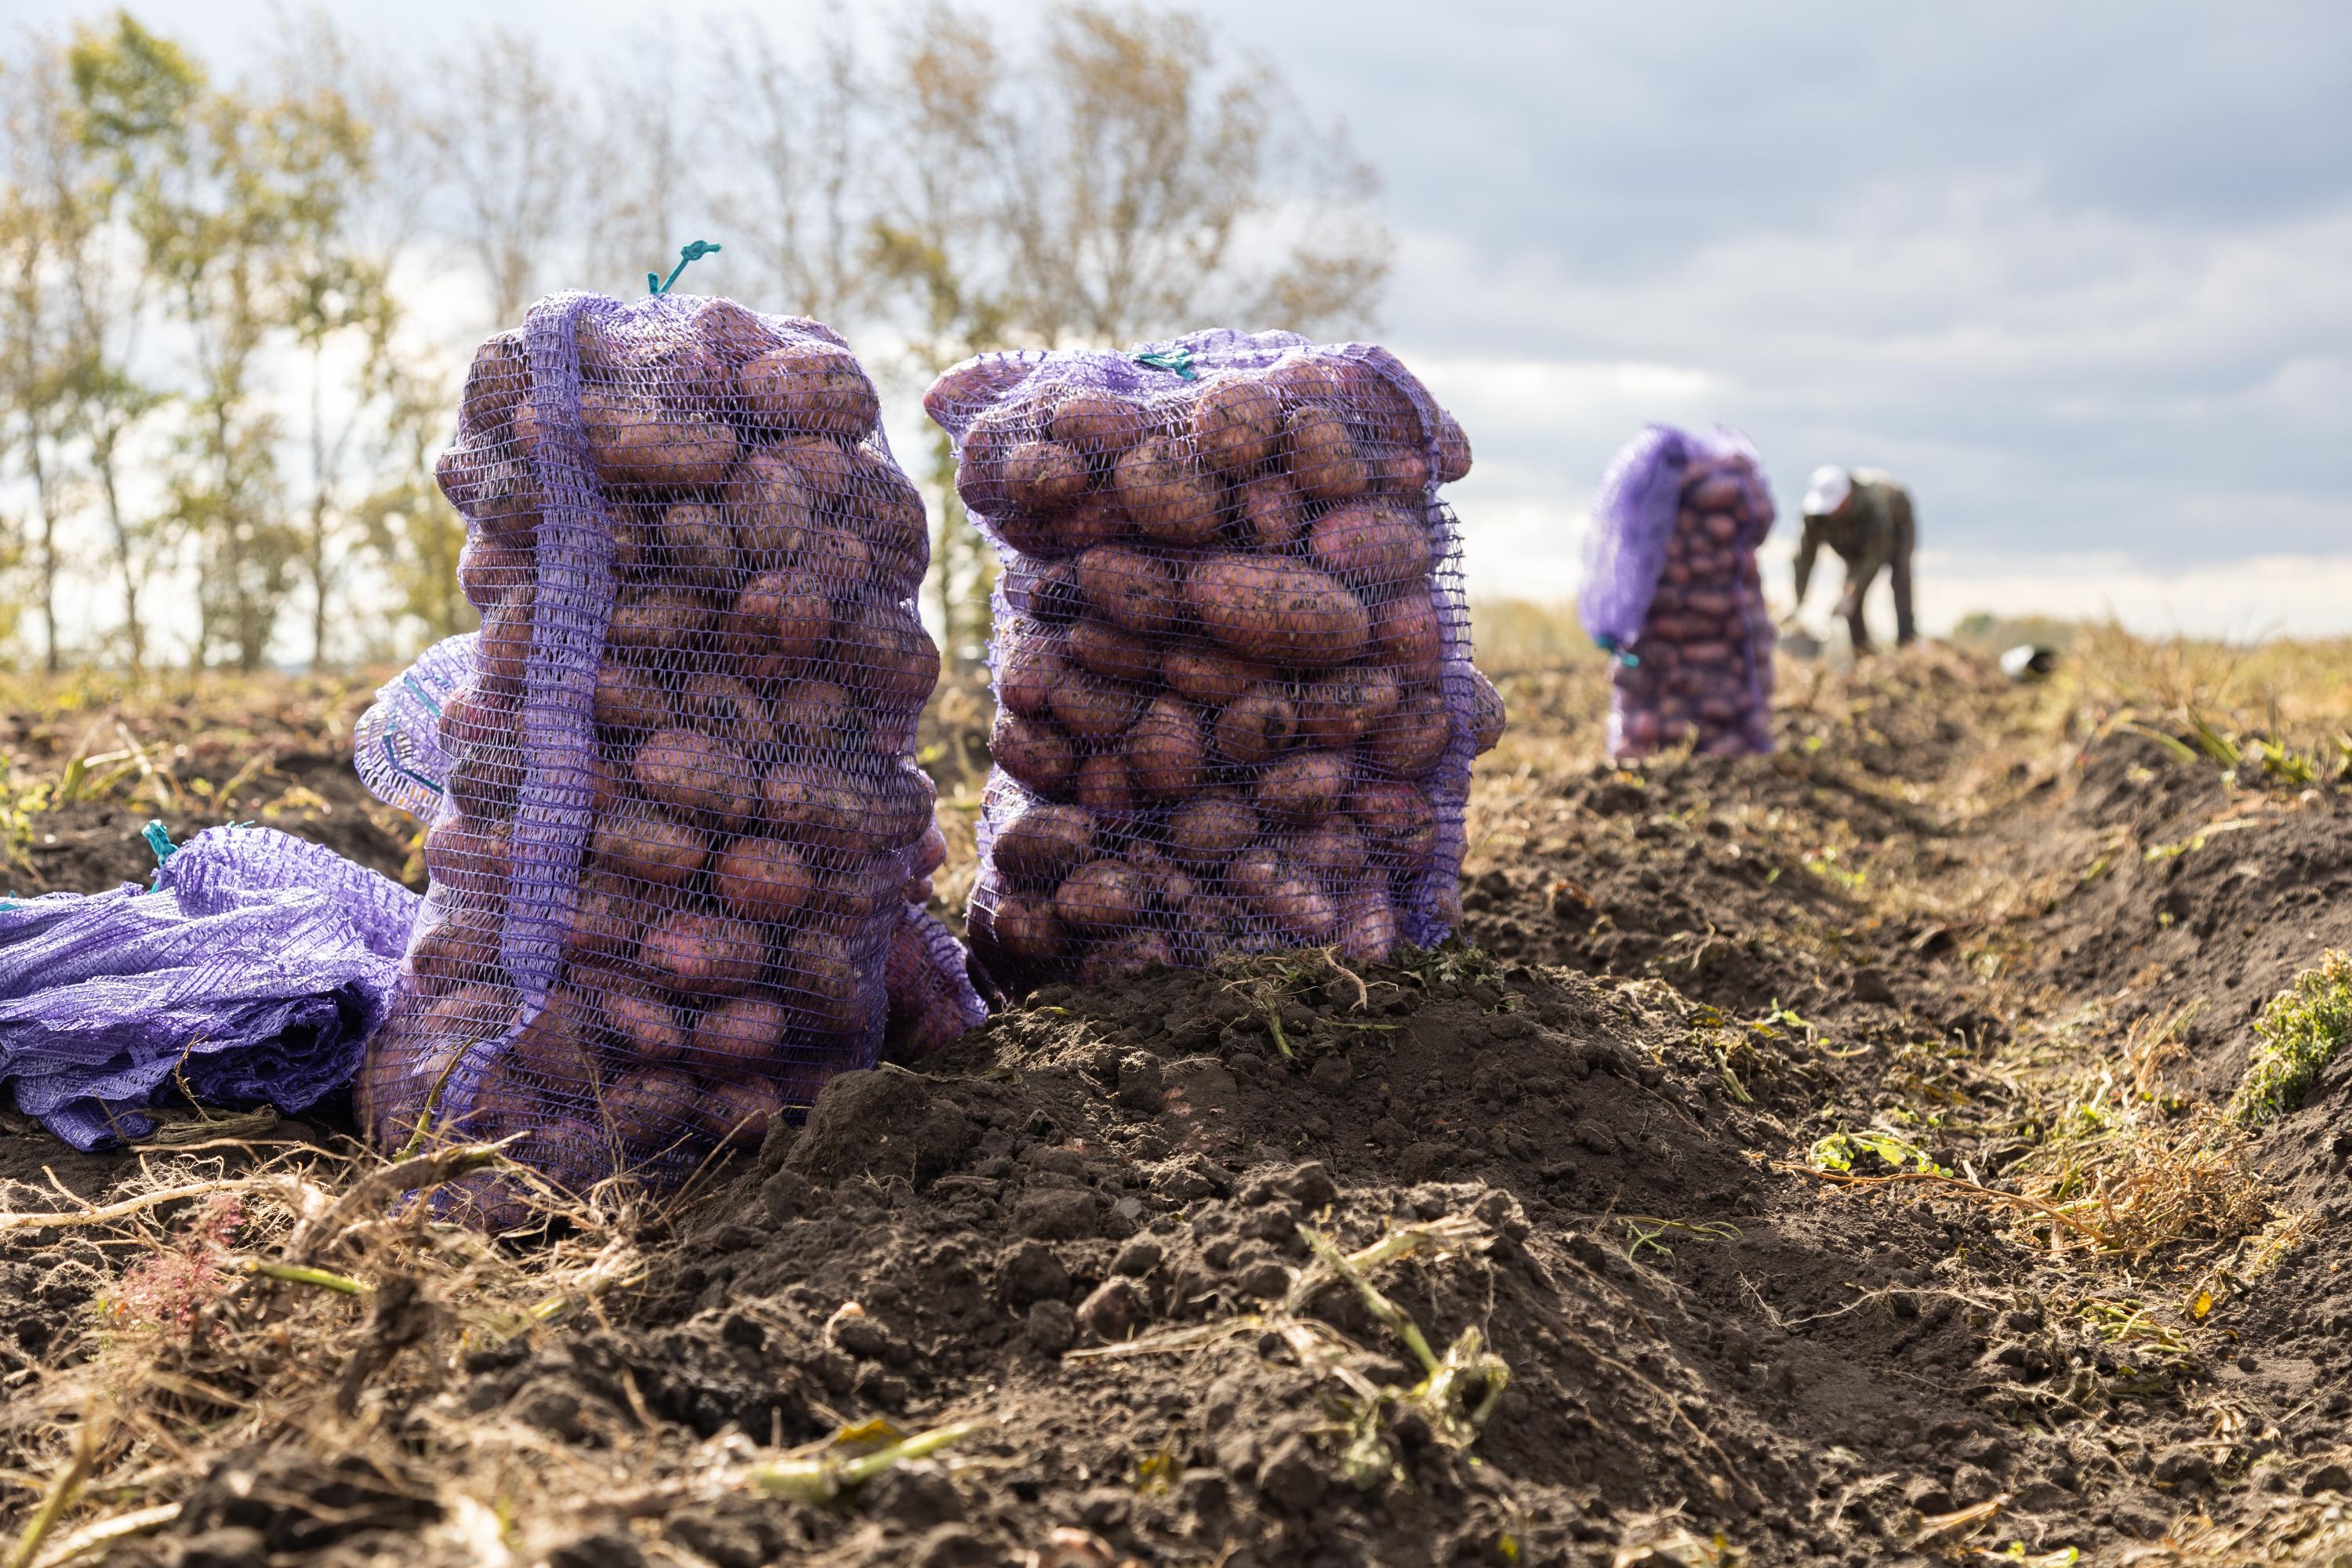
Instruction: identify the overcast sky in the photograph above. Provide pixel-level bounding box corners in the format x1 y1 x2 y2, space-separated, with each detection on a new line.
17 0 2352 637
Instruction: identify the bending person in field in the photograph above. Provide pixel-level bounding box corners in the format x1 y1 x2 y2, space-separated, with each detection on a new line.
1791 465 1917 651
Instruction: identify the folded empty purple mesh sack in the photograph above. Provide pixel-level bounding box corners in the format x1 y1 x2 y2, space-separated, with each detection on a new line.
924 327 1505 991
357 292 946 1226
0 826 420 1149
1581 424 1777 760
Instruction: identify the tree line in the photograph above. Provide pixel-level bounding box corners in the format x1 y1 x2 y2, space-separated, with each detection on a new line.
0 5 1387 673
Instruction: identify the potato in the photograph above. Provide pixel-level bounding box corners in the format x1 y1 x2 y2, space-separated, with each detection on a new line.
1364 686 1452 778
1075 543 1182 635
1004 439 1090 511
593 661 670 734
1025 559 1083 625
445 746 522 819
953 408 1018 514
925 356 1036 426
1365 587 1443 671
1076 753 1135 814
1236 474 1303 550
856 460 932 597
985 891 1066 962
691 992 792 1066
635 728 760 829
691 297 785 365
652 500 741 586
1435 408 1472 484
1163 641 1272 704
771 434 862 511
712 836 816 922
1261 876 1338 942
1076 930 1175 985
1684 472 1743 513
1374 443 1430 498
724 449 815 561
587 973 690 1062
1187 555 1369 669
1308 500 1432 586
1055 858 1149 934
1295 666 1401 748
1255 749 1351 824
476 590 533 689
457 536 533 610
1044 491 1131 555
603 1070 705 1152
1048 390 1146 459
991 711 1079 797
1293 815 1368 879
728 573 833 662
831 601 941 706
1281 405 1367 503
1353 779 1436 869
738 343 880 437
460 332 528 445
1165 793 1258 866
1213 686 1297 764
758 764 868 851
805 850 907 923
911 818 948 884
437 684 510 753
608 587 716 654
1225 846 1283 906
423 817 510 902
593 810 709 886
1044 669 1143 742
698 1076 787 1149
506 997 605 1094
995 634 1065 720
581 390 740 490
1126 844 1197 909
775 927 877 1033
1112 436 1221 546
1065 616 1159 684
1126 697 1207 800
562 873 648 960
1468 666 1507 754
992 802 1097 888
1189 376 1282 475
1265 352 1343 409
641 911 766 997
1338 890 1399 964
408 911 503 992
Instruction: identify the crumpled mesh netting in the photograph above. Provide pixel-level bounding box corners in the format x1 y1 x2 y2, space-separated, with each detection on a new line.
924 327 1504 991
1581 424 1777 760
0 826 420 1149
356 292 949 1227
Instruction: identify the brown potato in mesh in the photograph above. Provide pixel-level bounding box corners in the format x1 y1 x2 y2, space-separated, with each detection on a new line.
1281 405 1368 503
1048 390 1147 459
1065 616 1160 684
1076 753 1136 814
1259 875 1338 941
1076 930 1174 985
1004 439 1090 511
1235 474 1304 550
926 357 1038 427
725 449 815 560
995 634 1065 720
1126 697 1207 800
506 1000 603 1094
1435 408 1473 484
738 343 880 437
423 817 510 902
640 912 766 997
608 587 716 654
1467 666 1508 754
592 811 710 887
1363 686 1452 778
1189 376 1282 476
1163 641 1272 705
580 390 740 489
1308 500 1432 586
1055 858 1149 934
590 973 690 1062
691 992 793 1065
829 601 941 706
1165 793 1258 866
713 836 816 922
677 673 775 749
699 1077 787 1149
476 590 534 688
460 332 528 445
445 746 521 819
635 728 760 830
991 711 1079 797
690 297 786 365
985 891 1065 962
992 802 1096 888
654 501 741 585
730 572 833 660
603 1071 705 1151
1186 556 1369 669
771 434 862 511
457 536 533 610
1213 685 1298 764
593 662 670 734
1075 543 1182 636
1048 668 1144 741
774 927 875 1034
1225 846 1283 906
407 912 503 993
1294 666 1401 748
1338 889 1399 964
1353 779 1437 869
1293 815 1369 879
1254 749 1351 824
1112 436 1221 546
1265 352 1342 409
1365 588 1443 672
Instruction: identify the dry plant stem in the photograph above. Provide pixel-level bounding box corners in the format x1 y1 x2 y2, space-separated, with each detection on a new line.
1784 1163 2111 1247
1301 1225 1441 1375
286 1139 517 1262
20 1503 179 1568
747 1420 982 1504
5 1410 106 1568
0 1181 240 1236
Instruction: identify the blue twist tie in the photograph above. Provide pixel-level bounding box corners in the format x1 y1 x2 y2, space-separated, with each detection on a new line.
1131 349 1198 380
1592 633 1640 670
649 240 722 295
143 820 178 866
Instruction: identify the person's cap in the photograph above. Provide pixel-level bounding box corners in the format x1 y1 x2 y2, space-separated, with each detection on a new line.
1803 465 1852 517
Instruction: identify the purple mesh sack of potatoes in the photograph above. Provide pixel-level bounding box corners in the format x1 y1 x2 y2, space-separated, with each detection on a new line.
924 328 1505 992
1580 424 1777 760
353 292 948 1226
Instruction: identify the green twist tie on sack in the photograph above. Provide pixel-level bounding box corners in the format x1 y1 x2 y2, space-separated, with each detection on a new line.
1592 633 1639 670
1131 349 1198 380
143 820 177 869
649 240 722 296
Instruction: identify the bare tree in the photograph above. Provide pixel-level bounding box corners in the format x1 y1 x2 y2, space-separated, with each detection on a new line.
423 29 581 328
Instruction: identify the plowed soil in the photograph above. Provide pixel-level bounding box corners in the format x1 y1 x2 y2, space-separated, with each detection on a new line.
5 644 2352 1568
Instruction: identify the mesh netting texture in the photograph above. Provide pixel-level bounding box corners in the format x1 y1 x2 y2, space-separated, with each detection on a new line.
354 293 944 1225
925 328 1504 991
1581 425 1777 760
0 826 420 1149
